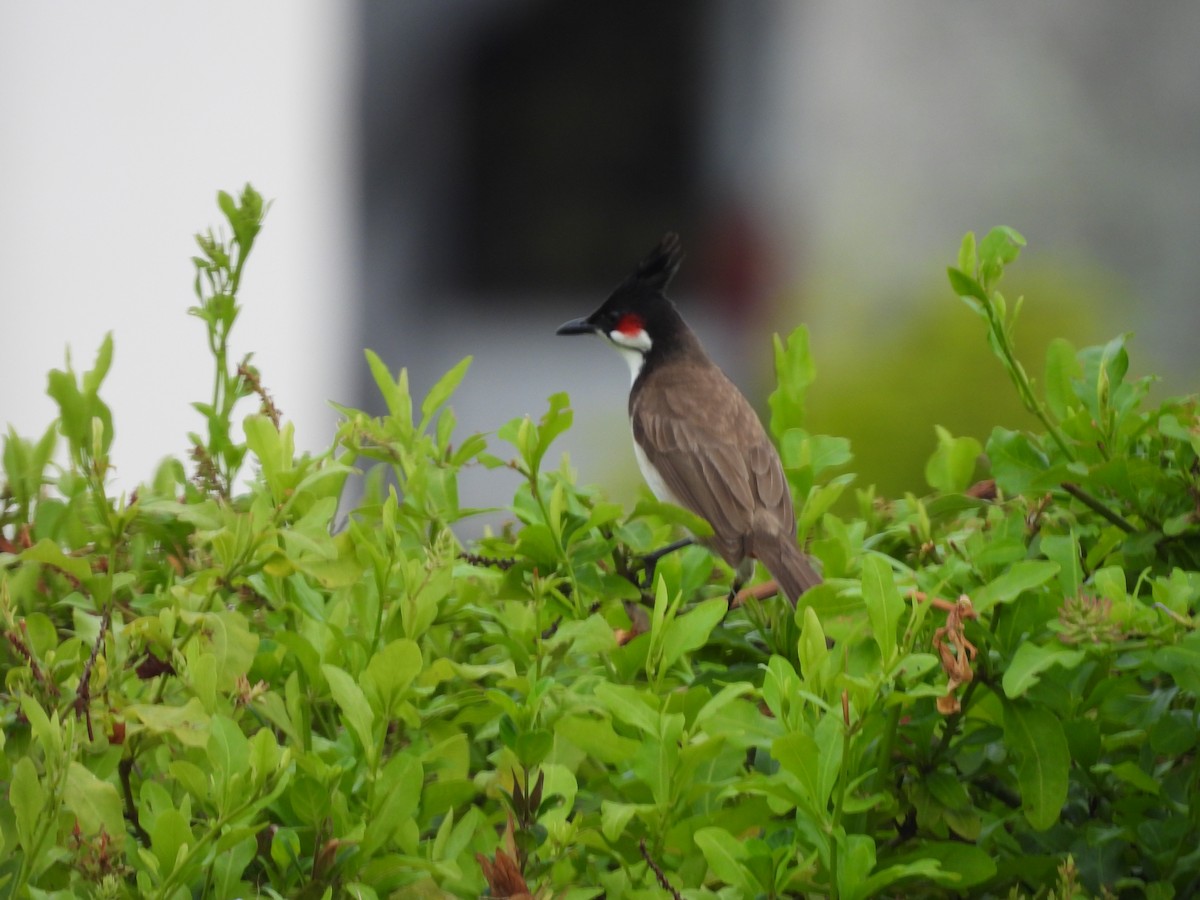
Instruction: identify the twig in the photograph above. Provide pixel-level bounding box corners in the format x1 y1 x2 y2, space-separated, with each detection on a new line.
639 837 683 900
1061 482 1136 533
119 756 151 845
6 622 59 696
237 362 282 427
74 604 113 741
459 552 516 570
731 579 780 608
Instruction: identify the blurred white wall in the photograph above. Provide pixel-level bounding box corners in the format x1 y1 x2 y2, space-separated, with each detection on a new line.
0 4 356 489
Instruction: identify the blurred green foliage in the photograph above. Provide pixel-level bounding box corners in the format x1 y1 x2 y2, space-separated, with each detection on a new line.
2 193 1199 899
805 260 1123 500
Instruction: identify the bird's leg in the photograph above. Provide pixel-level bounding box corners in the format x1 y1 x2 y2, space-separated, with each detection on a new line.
639 538 695 589
727 558 756 605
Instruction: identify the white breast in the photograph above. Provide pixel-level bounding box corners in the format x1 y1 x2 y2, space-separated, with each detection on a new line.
633 439 681 506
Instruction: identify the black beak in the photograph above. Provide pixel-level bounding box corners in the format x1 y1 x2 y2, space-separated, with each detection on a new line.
556 317 596 336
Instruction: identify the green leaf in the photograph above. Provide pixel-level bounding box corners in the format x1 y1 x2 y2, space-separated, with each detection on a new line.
514 729 554 768
973 560 1060 612
854 858 945 900
888 841 997 889
692 683 757 732
600 800 652 842
773 730 826 811
555 716 642 765
986 427 1052 495
212 835 256 898
19 538 92 583
861 554 903 665
64 762 125 848
1044 337 1080 421
1109 761 1160 796
244 414 287 493
1002 642 1086 698
924 426 982 493
82 332 115 395
419 356 472 434
363 753 424 858
660 596 726 671
976 226 1026 291
627 498 714 539
180 610 259 691
365 349 413 427
779 430 853 480
208 714 251 782
364 639 423 718
798 605 830 692
150 807 193 876
126 698 212 748
694 826 762 896
947 266 988 306
631 722 681 807
10 756 45 853
594 683 659 736
322 664 378 764
768 326 815 441
956 231 977 276
1040 532 1083 598
532 392 573 475
837 833 878 900
812 715 845 808
1003 701 1068 830
1156 632 1200 694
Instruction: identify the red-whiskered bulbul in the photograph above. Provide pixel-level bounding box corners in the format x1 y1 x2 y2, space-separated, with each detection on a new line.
556 233 821 603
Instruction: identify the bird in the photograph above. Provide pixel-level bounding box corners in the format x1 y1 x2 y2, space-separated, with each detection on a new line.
556 232 821 603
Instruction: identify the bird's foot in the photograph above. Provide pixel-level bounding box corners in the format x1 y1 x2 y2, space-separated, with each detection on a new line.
638 537 695 590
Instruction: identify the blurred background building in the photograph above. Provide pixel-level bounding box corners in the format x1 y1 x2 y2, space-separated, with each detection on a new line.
3 2 1199 524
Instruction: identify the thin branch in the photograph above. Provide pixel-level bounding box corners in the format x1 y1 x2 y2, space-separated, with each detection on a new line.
639 838 683 900
1061 482 1136 533
74 604 112 741
119 756 151 845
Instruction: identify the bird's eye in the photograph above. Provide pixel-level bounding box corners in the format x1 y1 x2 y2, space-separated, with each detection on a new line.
616 313 645 336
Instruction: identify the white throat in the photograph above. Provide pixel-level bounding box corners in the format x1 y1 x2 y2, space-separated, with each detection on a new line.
606 328 652 385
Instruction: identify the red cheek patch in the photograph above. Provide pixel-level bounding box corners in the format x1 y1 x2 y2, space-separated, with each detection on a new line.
616 313 645 336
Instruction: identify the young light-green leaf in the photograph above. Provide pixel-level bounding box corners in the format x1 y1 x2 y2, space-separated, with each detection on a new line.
64 762 125 850
1043 337 1080 421
862 554 904 665
322 664 377 764
364 638 423 718
924 426 982 494
364 349 412 427
947 266 989 306
419 356 472 435
10 756 45 853
768 325 815 441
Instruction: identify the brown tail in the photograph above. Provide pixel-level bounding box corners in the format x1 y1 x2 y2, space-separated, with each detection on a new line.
754 534 822 605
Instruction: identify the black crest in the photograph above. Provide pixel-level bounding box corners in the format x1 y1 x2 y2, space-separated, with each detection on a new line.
633 232 684 293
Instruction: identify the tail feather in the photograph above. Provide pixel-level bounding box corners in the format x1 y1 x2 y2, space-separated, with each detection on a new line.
755 535 822 605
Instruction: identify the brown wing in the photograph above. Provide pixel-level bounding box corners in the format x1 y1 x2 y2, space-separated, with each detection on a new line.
631 362 795 565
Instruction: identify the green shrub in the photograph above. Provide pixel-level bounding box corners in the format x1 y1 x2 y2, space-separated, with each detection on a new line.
2 189 1199 899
